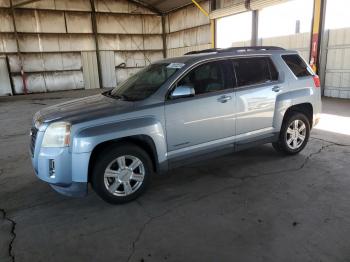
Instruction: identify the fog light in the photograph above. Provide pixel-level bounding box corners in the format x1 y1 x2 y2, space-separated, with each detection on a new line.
49 159 55 178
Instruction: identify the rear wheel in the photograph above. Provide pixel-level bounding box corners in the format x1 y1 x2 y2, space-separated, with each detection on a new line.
272 112 310 155
91 143 152 204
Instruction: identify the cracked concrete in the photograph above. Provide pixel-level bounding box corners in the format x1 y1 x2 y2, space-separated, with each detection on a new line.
126 209 173 262
0 90 350 262
0 209 16 262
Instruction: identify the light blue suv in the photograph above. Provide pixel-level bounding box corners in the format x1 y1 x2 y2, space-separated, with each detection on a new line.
30 46 322 204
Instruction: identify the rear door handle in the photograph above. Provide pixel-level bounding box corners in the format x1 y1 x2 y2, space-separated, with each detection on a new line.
217 95 232 103
272 86 281 92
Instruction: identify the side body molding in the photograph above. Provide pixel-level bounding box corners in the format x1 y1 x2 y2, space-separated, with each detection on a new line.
72 117 168 169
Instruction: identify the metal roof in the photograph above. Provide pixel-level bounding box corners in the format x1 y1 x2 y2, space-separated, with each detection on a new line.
132 0 196 14
13 0 200 14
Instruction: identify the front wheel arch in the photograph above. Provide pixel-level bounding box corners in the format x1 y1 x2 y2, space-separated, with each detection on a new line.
90 142 153 204
88 136 158 183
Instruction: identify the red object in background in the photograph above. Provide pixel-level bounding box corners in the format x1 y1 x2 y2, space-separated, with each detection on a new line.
310 33 319 73
313 75 321 88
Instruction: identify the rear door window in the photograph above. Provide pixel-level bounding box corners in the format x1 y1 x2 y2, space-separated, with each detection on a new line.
232 57 278 87
282 54 312 77
177 60 233 95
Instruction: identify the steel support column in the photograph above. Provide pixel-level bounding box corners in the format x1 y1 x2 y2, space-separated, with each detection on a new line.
251 10 259 46
310 0 327 74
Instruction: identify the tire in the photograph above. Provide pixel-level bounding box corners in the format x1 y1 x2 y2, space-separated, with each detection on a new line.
91 143 152 204
272 112 310 155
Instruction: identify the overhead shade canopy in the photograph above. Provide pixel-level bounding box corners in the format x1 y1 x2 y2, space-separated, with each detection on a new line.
12 0 200 13
12 0 290 16
132 0 196 13
210 0 291 19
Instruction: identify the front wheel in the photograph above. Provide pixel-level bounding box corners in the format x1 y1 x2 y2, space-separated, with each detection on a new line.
272 112 310 155
91 143 152 204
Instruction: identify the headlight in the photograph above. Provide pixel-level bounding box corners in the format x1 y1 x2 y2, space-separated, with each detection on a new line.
33 112 43 129
42 122 71 148
34 119 43 129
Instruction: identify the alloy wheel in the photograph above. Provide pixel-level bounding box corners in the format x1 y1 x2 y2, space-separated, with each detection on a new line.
103 155 145 196
285 119 307 150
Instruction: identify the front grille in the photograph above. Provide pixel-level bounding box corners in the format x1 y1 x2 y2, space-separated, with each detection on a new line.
30 127 38 156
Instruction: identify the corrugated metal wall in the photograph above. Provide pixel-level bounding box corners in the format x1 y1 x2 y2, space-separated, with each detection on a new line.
230 32 311 60
2 0 349 99
0 0 164 94
211 0 289 19
261 33 311 60
324 28 350 99
82 51 100 90
0 56 12 96
165 1 212 58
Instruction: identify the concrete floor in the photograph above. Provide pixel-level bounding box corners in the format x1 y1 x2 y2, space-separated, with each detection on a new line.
0 90 349 262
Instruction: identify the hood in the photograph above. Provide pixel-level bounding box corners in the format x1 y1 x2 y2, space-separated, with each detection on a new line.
36 94 134 124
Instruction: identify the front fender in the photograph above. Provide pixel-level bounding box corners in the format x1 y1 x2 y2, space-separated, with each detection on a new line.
72 117 167 162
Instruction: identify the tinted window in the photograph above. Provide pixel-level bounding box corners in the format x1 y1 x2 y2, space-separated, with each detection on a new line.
282 54 312 77
233 57 278 87
110 63 180 101
178 61 232 95
268 58 279 81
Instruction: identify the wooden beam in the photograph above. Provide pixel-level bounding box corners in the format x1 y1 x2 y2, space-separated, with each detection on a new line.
161 15 167 58
10 0 28 94
89 0 103 89
12 0 42 8
128 0 162 15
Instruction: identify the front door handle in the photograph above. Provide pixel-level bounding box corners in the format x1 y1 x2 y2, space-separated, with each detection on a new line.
217 95 232 103
272 86 281 92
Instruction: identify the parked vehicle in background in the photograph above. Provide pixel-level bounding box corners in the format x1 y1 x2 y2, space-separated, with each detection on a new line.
30 46 321 204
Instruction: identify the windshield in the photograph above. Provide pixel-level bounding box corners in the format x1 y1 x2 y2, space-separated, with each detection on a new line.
109 63 183 101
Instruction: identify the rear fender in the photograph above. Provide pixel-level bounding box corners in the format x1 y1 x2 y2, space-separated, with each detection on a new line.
274 88 315 131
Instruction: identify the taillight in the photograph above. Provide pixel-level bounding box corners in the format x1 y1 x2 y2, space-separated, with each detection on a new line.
313 75 321 88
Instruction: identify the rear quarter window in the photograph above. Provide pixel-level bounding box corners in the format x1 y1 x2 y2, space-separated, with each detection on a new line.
282 54 312 77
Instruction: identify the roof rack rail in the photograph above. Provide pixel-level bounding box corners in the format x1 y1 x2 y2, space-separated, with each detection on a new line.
218 46 285 53
184 48 221 55
184 46 285 55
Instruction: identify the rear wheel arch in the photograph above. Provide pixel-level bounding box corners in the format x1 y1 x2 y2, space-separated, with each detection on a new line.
88 135 159 183
283 103 313 128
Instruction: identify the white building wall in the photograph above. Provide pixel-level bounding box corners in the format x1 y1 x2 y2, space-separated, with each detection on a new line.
324 28 350 99
231 33 310 61
261 33 311 60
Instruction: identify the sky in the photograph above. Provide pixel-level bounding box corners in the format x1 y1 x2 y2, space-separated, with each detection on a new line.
216 0 350 48
325 0 350 29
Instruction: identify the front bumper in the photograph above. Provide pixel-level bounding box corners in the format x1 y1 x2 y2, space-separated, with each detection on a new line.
31 142 90 197
32 147 72 185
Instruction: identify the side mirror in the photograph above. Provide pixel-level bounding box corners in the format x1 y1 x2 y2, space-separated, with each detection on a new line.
170 85 195 99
